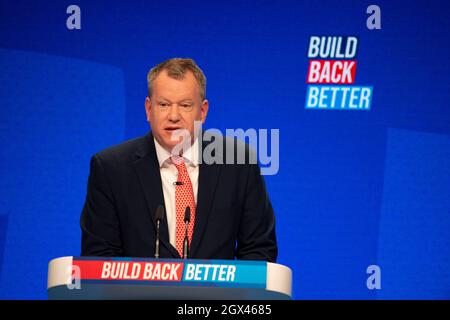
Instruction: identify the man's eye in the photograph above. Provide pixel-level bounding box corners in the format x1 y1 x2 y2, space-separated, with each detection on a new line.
159 102 169 107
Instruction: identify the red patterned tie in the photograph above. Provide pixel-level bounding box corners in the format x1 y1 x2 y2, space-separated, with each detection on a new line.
171 156 196 257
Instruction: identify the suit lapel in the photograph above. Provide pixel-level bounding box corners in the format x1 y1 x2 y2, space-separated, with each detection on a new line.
133 133 179 258
190 138 222 257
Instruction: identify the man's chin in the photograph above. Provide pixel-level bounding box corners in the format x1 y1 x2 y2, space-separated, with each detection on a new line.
154 131 193 152
159 139 184 153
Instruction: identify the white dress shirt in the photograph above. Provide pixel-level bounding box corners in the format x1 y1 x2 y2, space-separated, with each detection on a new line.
154 138 199 248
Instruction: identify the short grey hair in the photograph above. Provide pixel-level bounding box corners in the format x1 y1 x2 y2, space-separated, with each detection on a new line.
147 58 207 100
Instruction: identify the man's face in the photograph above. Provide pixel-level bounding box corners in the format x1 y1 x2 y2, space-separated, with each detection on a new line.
145 70 208 152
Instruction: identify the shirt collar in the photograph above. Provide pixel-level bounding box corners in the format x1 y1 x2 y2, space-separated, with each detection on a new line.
154 136 200 168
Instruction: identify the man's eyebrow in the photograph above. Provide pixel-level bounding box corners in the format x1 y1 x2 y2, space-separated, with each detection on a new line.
156 97 171 102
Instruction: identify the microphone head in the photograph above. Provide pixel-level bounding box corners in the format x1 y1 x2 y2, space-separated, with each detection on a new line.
155 205 165 222
184 206 191 223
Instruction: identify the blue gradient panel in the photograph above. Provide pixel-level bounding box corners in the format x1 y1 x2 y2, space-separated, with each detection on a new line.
0 0 449 299
377 129 450 299
0 215 8 279
0 49 125 298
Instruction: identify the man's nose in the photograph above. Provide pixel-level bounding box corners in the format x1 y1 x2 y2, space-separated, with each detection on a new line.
168 104 181 122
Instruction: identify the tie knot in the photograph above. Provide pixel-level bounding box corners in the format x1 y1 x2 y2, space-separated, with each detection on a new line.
170 156 186 171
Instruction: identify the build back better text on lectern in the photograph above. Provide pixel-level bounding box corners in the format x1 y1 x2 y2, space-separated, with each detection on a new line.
47 257 292 300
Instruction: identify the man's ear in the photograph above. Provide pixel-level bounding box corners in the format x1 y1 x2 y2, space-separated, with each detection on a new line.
145 97 152 122
201 99 209 123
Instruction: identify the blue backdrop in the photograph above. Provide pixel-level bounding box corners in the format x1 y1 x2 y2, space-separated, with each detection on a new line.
0 0 449 299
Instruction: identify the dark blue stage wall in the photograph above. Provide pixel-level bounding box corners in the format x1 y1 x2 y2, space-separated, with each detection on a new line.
0 0 449 299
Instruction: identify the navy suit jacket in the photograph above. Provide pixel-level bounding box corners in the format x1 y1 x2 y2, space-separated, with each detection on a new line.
80 132 277 262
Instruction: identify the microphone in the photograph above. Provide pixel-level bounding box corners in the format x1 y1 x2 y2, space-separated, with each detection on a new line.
154 205 165 259
182 206 191 259
173 181 184 186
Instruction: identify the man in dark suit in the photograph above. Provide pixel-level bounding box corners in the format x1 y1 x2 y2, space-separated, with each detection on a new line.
80 58 277 262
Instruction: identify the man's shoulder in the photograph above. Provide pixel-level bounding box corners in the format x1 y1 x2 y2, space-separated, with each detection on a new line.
94 134 150 164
